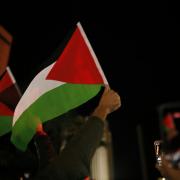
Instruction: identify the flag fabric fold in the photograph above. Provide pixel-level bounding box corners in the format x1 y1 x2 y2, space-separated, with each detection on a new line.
11 22 108 151
0 67 21 136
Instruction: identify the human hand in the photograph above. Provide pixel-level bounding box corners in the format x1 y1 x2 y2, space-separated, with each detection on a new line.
92 86 121 120
156 156 180 180
98 85 121 113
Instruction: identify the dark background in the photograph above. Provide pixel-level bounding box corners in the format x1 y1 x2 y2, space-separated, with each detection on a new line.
1 1 180 179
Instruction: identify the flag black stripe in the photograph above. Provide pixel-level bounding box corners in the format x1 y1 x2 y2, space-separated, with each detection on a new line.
0 33 11 46
36 23 77 73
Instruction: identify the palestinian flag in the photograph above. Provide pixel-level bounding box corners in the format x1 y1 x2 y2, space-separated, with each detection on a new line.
0 67 21 136
11 22 108 151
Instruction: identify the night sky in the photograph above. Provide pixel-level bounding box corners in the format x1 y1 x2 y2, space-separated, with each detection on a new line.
1 1 180 179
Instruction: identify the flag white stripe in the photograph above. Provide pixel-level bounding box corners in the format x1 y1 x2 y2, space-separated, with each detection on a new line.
13 62 65 125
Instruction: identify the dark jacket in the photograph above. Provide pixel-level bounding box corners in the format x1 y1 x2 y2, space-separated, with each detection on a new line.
0 116 104 180
33 116 104 180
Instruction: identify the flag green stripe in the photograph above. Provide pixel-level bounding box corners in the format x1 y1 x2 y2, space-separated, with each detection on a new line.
11 83 102 151
0 116 12 136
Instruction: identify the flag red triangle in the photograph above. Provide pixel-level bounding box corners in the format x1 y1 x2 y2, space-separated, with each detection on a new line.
0 69 14 93
46 23 105 84
0 102 13 116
